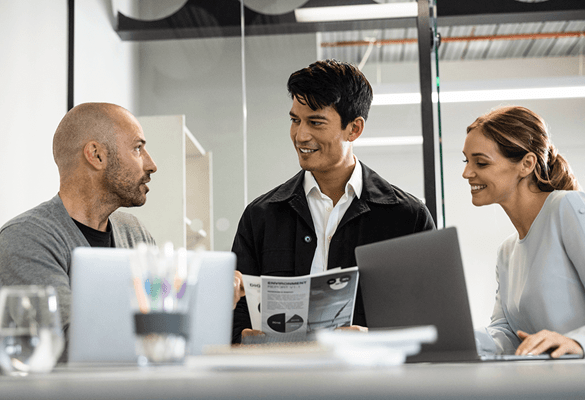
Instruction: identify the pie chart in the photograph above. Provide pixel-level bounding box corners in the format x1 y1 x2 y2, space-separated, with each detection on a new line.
267 313 304 333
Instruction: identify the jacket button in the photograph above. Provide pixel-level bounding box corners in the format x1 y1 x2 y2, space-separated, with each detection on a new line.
580 208 585 214
304 236 312 243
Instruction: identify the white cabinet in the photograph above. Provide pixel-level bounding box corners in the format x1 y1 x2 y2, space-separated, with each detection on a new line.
123 115 213 250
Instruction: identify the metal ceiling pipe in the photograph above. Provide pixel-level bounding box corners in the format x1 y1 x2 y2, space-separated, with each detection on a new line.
321 31 585 47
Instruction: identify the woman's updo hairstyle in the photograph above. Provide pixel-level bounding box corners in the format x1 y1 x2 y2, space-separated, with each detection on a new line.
467 106 579 192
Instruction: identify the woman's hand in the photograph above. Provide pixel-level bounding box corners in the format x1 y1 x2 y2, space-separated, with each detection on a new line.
516 329 584 358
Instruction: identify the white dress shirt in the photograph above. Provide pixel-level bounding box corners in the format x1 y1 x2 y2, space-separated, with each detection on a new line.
303 158 363 275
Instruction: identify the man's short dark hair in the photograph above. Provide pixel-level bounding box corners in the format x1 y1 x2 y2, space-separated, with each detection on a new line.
287 59 373 129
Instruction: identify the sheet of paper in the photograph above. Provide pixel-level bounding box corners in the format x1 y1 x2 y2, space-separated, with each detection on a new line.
241 267 359 342
261 276 311 339
241 275 262 330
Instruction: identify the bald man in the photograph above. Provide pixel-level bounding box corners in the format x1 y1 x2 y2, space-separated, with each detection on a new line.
0 103 157 360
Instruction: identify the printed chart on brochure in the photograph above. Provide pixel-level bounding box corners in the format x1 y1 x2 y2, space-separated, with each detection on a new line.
242 267 359 340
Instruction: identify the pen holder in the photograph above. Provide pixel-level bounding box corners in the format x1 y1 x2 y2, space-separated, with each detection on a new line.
129 243 200 366
134 312 190 365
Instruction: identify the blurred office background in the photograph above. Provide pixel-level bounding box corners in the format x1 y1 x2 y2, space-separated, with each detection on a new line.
1 0 584 329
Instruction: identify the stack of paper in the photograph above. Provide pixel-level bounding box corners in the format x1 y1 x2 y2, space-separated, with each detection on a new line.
316 325 437 367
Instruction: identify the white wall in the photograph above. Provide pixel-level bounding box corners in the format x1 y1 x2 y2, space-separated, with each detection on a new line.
0 1 67 227
0 0 139 228
75 0 139 113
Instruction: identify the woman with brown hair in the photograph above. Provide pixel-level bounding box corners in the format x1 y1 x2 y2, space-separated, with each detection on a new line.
462 106 585 358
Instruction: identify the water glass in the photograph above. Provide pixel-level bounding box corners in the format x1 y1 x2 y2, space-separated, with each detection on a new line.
0 286 64 376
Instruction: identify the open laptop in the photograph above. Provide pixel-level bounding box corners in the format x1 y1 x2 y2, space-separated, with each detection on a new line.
68 247 236 363
355 227 581 363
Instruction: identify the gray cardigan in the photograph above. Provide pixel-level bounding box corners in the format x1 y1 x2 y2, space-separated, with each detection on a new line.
0 195 155 340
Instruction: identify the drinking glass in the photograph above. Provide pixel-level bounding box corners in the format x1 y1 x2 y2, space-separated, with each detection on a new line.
0 286 64 376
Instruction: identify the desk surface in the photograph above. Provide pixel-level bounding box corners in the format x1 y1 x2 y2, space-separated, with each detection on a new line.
1 354 585 400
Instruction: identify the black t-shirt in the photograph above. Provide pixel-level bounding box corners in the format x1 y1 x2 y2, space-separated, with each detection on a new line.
72 218 115 248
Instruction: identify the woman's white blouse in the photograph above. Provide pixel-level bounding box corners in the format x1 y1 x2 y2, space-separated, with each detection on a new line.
476 190 585 355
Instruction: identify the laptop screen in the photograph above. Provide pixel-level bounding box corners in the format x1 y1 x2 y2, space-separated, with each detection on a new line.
355 227 479 363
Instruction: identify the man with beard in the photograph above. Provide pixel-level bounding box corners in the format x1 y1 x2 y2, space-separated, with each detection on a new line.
0 103 157 359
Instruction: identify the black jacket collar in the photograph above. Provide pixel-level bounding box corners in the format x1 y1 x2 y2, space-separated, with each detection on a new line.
268 161 400 206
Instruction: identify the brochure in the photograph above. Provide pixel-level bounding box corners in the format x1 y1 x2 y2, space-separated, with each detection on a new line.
242 267 359 341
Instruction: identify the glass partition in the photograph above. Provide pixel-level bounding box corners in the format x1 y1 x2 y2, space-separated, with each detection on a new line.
113 0 442 251
241 0 442 237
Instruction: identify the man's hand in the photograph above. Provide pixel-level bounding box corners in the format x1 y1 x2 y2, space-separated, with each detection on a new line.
516 329 584 358
233 270 246 310
230 329 265 347
241 329 265 338
335 325 368 332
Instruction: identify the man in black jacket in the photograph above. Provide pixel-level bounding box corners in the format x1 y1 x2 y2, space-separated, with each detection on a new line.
232 59 435 343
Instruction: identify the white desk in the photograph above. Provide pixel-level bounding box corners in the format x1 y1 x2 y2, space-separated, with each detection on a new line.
1 354 585 400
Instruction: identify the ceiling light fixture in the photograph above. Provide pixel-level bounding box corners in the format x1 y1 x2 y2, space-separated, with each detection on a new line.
294 3 418 23
372 86 585 106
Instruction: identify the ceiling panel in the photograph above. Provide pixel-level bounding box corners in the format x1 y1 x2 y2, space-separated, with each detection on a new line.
319 18 584 65
118 1 585 66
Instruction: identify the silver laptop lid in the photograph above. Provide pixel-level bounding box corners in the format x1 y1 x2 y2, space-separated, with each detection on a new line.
69 247 236 363
355 227 478 363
